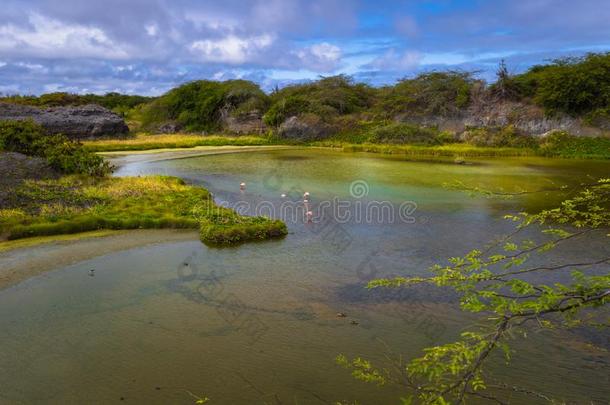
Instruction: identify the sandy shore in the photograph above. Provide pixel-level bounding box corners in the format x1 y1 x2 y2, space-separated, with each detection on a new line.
101 145 294 168
0 229 198 290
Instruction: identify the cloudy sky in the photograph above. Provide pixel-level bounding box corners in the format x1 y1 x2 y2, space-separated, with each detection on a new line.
0 0 608 95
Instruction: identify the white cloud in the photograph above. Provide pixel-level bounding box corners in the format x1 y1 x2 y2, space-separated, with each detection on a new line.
190 34 275 64
0 13 129 59
368 49 421 71
145 23 158 37
15 62 48 72
295 42 342 71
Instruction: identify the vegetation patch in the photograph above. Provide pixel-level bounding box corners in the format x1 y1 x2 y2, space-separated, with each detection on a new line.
263 75 375 127
333 142 535 158
82 133 272 152
460 125 538 148
140 80 269 132
538 131 610 159
0 92 153 117
511 52 610 116
0 120 111 175
0 175 286 246
198 209 287 246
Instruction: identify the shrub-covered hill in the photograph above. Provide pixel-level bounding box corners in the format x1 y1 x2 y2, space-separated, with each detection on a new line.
2 52 609 142
138 52 609 140
0 92 153 117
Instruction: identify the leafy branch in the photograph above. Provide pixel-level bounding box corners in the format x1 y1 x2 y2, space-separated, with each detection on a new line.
339 179 610 404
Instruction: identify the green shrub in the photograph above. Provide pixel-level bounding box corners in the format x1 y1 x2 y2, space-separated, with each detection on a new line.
0 92 153 110
141 80 269 132
36 134 112 176
584 107 610 129
263 96 312 127
367 122 442 145
0 120 112 176
462 125 537 148
513 53 610 116
377 71 477 118
0 120 46 154
539 131 610 159
264 75 376 127
200 218 287 245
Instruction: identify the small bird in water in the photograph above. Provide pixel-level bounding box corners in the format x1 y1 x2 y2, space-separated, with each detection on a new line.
336 312 347 318
89 269 95 277
350 320 359 325
240 182 246 190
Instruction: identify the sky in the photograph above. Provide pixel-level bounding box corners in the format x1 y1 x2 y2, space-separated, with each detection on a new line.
0 0 608 96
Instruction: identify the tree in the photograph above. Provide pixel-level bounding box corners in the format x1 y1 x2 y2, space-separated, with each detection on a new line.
338 179 610 404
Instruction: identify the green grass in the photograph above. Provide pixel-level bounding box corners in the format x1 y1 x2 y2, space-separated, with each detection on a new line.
0 175 286 246
539 132 610 159
83 133 273 152
313 141 536 158
79 129 610 160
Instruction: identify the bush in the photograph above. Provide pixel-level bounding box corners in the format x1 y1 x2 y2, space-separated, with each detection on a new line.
0 120 112 176
141 80 269 132
539 131 610 159
377 71 477 118
0 120 45 155
36 135 112 176
584 107 610 129
263 96 312 127
264 75 376 127
462 125 537 148
200 217 287 245
0 92 153 111
367 122 443 145
512 53 610 116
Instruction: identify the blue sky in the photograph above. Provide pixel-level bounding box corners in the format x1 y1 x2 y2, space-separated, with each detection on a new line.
0 0 608 95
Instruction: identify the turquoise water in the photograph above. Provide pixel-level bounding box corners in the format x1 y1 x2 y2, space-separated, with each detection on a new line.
0 149 608 404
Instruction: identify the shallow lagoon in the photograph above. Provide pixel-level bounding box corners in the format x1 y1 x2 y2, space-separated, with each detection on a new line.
0 149 608 404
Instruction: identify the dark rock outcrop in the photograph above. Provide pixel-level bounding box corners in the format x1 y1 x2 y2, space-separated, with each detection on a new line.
222 111 266 135
0 103 129 139
396 100 606 137
278 115 331 141
155 122 183 134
